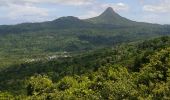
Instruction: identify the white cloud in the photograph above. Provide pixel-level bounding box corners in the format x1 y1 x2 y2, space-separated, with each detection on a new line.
143 0 170 13
8 4 48 18
51 0 94 6
138 13 170 24
0 0 95 6
0 0 96 24
101 2 129 11
0 0 129 24
79 11 99 19
0 3 49 23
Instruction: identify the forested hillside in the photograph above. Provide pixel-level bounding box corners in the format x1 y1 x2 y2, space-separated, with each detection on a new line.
0 7 170 99
0 7 170 68
0 36 170 99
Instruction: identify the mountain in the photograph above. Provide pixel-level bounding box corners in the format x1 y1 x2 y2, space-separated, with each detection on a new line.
0 16 93 34
86 7 135 25
0 7 166 34
0 7 169 68
0 7 170 99
0 7 163 34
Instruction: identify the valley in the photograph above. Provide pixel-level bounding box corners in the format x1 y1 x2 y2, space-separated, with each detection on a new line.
0 7 170 99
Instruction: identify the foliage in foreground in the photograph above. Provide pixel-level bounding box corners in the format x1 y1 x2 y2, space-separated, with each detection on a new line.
0 37 170 99
24 47 170 99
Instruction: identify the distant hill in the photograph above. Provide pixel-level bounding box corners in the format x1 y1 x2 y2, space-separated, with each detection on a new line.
86 7 164 28
0 7 169 67
86 7 135 25
0 7 167 34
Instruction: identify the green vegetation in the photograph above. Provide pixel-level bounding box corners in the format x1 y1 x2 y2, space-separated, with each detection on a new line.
0 36 170 99
86 7 135 25
0 7 169 68
0 7 170 99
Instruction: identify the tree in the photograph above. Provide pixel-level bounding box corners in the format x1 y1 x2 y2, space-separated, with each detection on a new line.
137 48 170 98
27 75 53 96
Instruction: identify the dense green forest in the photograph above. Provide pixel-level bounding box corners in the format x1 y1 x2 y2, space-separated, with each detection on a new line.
0 36 170 99
0 7 170 99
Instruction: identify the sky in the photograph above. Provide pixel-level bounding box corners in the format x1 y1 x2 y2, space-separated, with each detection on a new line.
0 0 170 25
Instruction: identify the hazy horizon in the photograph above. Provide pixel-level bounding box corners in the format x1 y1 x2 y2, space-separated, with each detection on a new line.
0 0 170 25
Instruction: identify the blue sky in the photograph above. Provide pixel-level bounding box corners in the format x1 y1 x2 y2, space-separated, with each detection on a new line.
0 0 170 25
